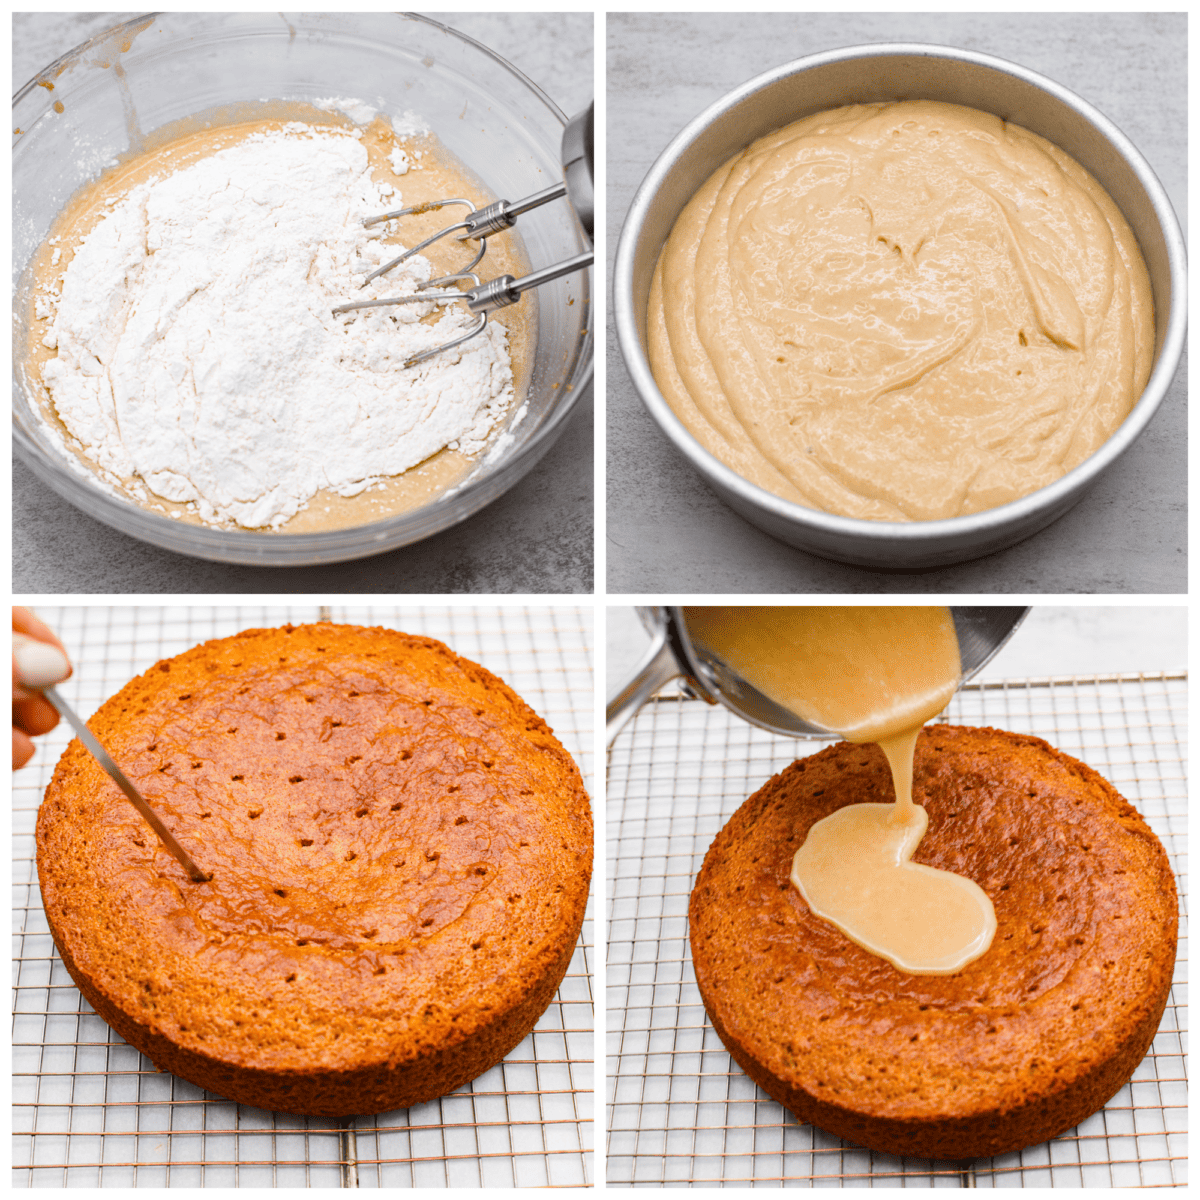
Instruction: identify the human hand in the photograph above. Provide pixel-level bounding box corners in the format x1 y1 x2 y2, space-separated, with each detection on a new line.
13 608 72 769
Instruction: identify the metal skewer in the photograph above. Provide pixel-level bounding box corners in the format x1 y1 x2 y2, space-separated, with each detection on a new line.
41 685 210 883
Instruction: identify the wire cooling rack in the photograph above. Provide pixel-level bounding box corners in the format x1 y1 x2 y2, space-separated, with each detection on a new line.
14 605 594 1188
606 672 1187 1187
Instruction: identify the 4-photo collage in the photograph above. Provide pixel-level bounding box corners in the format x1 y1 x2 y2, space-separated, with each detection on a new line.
11 9 1184 1190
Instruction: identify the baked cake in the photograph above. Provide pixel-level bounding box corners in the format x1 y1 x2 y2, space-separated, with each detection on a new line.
689 725 1177 1159
37 623 592 1116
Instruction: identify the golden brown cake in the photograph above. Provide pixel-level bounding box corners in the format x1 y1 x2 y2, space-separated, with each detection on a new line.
38 623 592 1116
689 725 1177 1159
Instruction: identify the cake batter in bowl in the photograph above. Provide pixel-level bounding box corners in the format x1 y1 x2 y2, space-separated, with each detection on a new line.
615 44 1185 570
14 13 593 566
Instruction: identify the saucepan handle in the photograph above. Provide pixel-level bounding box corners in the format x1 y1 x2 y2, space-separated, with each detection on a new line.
606 629 681 747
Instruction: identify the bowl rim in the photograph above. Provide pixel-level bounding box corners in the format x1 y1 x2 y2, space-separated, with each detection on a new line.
614 40 1187 545
13 10 594 564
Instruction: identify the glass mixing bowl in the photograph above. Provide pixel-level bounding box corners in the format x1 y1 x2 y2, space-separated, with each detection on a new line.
13 12 593 566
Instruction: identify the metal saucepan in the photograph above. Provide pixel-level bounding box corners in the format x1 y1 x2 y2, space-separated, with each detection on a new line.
607 606 1029 746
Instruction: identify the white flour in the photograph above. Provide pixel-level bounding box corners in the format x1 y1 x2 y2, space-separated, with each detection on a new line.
312 99 430 139
312 96 380 125
39 123 513 530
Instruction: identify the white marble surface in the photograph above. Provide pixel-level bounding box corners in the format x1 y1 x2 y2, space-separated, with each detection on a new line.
13 12 594 595
607 13 1186 595
606 605 1187 701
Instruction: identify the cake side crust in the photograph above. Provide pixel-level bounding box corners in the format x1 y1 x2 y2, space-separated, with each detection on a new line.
44 893 580 1116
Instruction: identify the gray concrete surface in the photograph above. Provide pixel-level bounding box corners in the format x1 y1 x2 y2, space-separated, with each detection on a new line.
607 13 1186 594
14 12 594 595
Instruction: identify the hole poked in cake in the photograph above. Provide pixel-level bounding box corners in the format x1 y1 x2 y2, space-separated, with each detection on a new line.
90 633 584 999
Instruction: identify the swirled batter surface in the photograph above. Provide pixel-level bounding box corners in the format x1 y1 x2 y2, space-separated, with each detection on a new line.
650 101 1154 521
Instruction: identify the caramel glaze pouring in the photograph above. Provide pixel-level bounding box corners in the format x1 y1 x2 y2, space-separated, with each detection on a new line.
683 606 996 974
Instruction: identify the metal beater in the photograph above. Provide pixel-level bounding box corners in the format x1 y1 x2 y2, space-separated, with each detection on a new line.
333 102 594 368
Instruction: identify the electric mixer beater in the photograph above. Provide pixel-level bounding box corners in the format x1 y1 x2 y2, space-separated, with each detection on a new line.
333 102 594 367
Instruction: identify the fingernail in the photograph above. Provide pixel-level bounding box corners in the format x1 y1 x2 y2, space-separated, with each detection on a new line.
13 636 71 688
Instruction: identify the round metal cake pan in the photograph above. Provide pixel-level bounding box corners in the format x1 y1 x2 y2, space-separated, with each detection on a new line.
614 43 1186 571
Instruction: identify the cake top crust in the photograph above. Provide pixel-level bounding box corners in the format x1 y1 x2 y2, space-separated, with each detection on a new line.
38 624 592 1073
689 725 1177 1121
